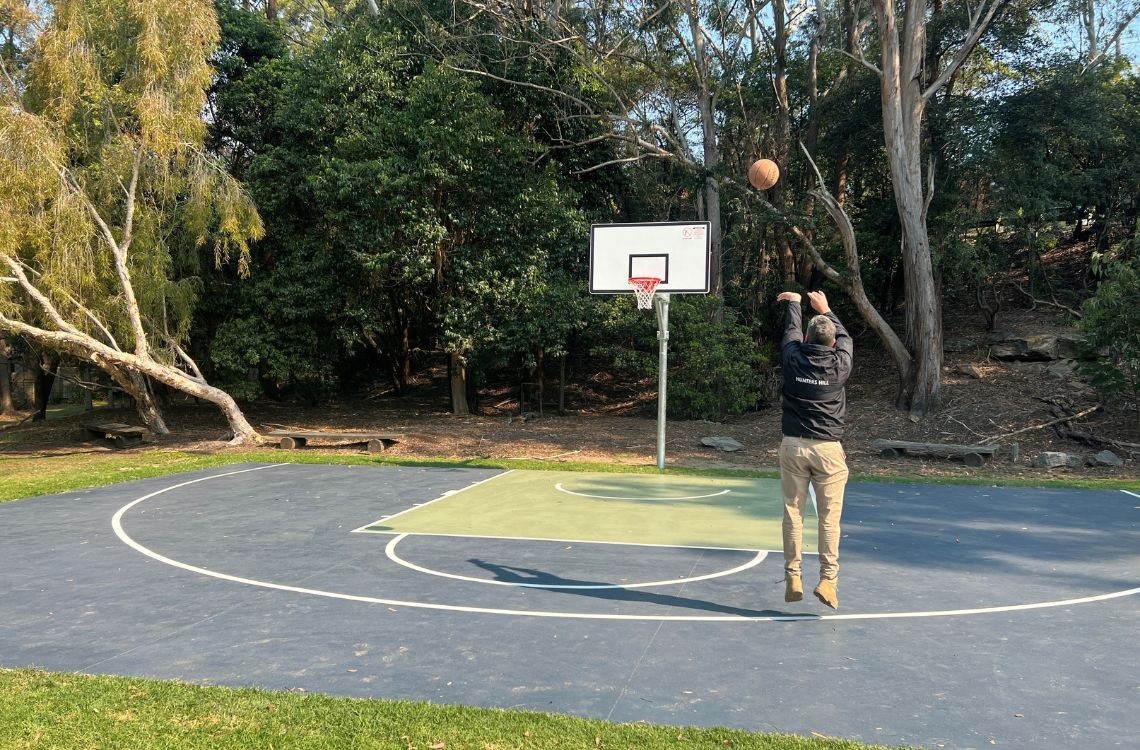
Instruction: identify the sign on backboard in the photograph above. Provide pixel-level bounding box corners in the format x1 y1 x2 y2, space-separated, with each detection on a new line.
589 221 711 295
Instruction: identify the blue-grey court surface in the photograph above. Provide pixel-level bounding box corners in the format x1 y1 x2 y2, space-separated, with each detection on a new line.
1 463 1138 749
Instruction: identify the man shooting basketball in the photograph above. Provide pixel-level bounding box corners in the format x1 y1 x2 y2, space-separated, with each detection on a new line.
774 290 853 609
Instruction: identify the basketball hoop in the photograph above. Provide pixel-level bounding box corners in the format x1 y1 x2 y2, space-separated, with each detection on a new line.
628 277 661 310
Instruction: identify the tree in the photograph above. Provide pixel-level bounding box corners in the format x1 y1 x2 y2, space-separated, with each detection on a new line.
207 10 589 413
0 0 264 444
0 336 16 416
439 0 797 298
850 0 1010 415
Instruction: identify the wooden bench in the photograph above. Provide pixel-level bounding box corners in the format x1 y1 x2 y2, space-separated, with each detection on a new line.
82 422 146 449
871 439 1000 467
266 430 399 453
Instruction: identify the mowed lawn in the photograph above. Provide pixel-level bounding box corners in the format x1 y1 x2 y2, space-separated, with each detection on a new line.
0 668 897 750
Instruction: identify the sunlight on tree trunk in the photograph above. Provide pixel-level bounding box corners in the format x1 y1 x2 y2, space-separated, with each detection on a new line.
449 352 470 416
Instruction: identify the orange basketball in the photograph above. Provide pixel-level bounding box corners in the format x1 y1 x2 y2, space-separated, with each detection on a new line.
747 158 780 190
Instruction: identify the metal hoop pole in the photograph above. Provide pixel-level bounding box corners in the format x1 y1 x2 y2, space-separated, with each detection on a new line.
654 293 670 470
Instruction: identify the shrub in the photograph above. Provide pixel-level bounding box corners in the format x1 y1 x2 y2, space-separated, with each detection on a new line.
665 297 774 420
1079 250 1140 398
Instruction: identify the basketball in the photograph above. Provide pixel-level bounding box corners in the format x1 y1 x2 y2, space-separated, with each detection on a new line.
747 158 780 190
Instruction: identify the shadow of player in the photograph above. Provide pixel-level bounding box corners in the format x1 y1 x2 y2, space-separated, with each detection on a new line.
467 558 816 619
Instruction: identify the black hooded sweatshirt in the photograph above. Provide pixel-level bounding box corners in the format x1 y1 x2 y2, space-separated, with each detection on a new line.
780 302 854 441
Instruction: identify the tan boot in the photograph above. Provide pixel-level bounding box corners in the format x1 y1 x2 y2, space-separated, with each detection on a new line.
784 574 803 603
813 578 839 609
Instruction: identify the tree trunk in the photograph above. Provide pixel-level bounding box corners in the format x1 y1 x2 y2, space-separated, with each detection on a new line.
0 337 15 416
832 0 857 208
33 353 59 421
0 318 262 444
687 0 723 299
108 365 170 434
449 352 470 415
874 0 942 416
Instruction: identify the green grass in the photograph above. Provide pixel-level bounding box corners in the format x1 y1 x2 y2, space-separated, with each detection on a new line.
2 446 1136 504
0 668 899 750
0 449 781 503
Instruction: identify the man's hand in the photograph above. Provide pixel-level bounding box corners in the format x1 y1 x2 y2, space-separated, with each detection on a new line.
776 292 801 304
806 290 830 314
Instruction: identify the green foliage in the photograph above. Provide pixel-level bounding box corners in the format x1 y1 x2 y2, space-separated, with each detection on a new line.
667 297 774 420
204 6 591 400
589 296 773 421
1079 248 1140 397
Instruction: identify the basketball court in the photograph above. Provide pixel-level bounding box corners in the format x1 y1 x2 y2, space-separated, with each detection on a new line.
2 462 1138 749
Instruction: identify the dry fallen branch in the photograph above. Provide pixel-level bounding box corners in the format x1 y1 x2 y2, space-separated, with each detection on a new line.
974 404 1101 444
1009 283 1083 319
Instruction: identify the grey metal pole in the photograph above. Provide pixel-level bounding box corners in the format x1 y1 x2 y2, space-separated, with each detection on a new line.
654 293 670 470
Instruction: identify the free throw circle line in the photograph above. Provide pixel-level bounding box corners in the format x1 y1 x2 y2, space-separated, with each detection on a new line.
384 533 768 589
112 466 1140 622
554 483 731 501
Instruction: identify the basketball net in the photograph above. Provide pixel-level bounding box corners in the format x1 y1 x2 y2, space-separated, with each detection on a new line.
628 277 661 310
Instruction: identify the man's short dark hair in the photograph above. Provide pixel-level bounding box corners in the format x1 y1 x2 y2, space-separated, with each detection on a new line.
806 314 836 346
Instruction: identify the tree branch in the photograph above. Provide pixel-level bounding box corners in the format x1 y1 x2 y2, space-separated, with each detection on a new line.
1 254 82 335
922 0 1008 104
1084 4 1140 70
975 404 1101 445
1009 283 1083 319
60 163 151 358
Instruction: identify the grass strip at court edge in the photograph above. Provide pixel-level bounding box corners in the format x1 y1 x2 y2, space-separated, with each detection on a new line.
1 448 1137 503
0 669 903 750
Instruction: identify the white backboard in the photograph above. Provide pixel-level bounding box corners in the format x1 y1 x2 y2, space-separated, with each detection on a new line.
589 221 711 294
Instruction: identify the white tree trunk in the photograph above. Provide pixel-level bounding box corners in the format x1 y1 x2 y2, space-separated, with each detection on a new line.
874 0 943 415
0 317 261 445
686 0 724 297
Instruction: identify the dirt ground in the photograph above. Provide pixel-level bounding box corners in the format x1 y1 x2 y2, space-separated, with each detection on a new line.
2 309 1138 484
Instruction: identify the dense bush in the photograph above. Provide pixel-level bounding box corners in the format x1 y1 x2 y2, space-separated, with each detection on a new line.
1079 250 1140 398
589 295 773 421
667 298 775 420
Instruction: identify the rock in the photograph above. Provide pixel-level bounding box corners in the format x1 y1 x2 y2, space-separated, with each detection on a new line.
957 362 984 379
1044 360 1079 378
700 436 744 452
989 333 1084 361
1088 450 1123 467
1032 451 1081 469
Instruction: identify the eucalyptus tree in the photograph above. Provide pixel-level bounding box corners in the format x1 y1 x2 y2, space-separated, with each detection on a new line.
1044 0 1140 68
812 0 1010 415
0 0 264 443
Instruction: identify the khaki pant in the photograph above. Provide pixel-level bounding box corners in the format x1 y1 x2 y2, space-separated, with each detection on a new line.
778 436 848 581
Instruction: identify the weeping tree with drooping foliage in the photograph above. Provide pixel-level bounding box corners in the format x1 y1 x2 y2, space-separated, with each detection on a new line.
0 0 265 443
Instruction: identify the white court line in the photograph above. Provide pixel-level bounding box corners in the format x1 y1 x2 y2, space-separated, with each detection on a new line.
1121 489 1140 499
555 483 731 501
358 528 763 552
351 470 512 533
383 533 768 589
111 467 1140 622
